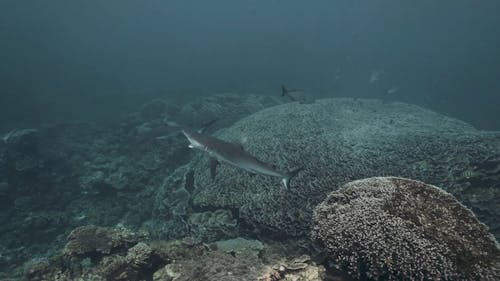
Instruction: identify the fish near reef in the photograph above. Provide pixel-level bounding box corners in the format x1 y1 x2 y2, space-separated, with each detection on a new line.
182 129 302 189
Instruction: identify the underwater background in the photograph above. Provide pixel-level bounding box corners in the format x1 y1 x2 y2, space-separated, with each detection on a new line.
1 1 500 280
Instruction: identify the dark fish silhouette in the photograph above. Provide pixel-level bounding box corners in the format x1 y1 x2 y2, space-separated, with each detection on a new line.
281 85 304 101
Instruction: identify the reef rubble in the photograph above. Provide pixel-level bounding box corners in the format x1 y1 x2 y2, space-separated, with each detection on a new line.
24 225 329 281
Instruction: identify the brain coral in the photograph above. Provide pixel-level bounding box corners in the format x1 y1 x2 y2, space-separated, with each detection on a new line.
311 177 500 281
160 98 500 237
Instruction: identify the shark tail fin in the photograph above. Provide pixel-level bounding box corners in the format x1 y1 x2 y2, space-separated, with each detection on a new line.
282 167 303 189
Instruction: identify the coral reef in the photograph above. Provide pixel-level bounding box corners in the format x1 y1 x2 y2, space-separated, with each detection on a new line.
151 237 326 281
24 226 167 281
0 93 279 277
24 225 328 281
64 225 146 257
188 209 239 242
258 255 326 281
312 177 500 280
3 95 500 280
168 98 500 237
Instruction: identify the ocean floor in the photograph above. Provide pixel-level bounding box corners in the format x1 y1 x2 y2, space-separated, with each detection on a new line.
1 93 499 280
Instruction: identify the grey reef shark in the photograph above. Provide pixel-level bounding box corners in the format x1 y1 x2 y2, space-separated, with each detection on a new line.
182 128 302 189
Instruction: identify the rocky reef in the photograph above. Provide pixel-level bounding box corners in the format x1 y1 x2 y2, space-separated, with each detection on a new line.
0 93 280 278
165 98 500 238
2 94 500 280
312 177 500 280
24 225 327 281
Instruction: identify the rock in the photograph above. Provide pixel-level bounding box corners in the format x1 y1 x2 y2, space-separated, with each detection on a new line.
215 237 264 254
259 255 326 281
24 228 329 281
64 225 145 257
25 226 166 281
188 209 239 242
312 177 500 280
152 238 321 281
97 242 154 281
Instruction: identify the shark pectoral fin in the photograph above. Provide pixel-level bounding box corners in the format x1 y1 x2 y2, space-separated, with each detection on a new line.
282 167 304 189
209 158 219 180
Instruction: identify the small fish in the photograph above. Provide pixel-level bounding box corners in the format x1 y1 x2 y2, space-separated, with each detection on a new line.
369 70 383 83
386 86 399 95
461 170 475 179
182 129 302 189
334 69 342 80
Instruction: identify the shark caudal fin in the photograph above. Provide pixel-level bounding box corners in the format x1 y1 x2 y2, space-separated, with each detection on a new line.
281 167 303 189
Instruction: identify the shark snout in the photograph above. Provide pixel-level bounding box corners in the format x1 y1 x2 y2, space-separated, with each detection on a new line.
182 130 204 149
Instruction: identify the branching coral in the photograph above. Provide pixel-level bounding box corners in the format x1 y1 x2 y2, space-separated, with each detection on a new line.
312 177 500 280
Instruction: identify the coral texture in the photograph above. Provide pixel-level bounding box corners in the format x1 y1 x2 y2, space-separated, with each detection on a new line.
311 177 500 280
25 225 165 281
177 98 500 237
24 225 326 281
64 225 145 256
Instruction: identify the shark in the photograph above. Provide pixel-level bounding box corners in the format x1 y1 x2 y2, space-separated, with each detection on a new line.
182 128 302 189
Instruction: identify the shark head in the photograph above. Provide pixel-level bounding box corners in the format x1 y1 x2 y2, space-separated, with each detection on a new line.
182 129 206 150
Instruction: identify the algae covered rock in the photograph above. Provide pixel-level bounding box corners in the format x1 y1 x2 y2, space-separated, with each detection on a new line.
64 225 146 257
259 254 326 281
188 209 239 242
312 177 500 280
25 225 167 281
177 98 500 237
215 237 264 254
25 225 328 281
151 237 325 281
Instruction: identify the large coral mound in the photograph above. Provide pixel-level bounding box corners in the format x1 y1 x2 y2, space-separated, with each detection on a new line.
176 98 500 237
312 177 500 281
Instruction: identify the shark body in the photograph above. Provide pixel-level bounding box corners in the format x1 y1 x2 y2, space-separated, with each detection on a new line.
182 128 301 189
